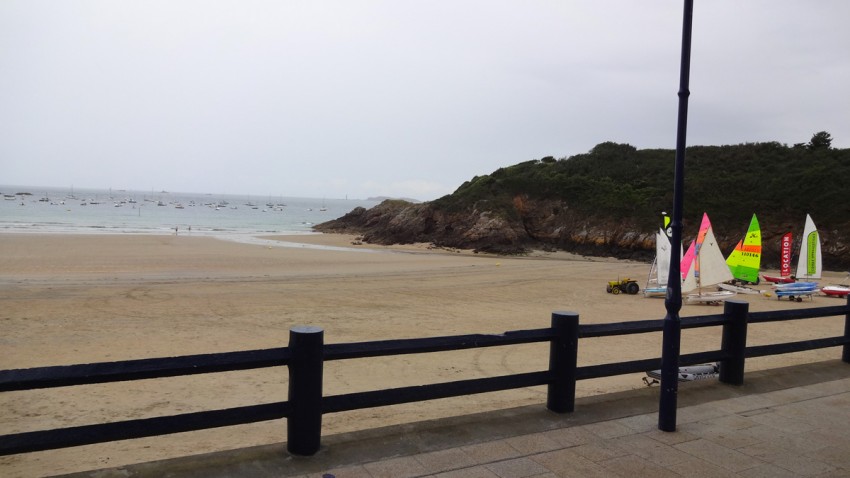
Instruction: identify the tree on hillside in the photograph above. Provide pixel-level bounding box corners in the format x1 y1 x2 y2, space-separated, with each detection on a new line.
808 131 833 150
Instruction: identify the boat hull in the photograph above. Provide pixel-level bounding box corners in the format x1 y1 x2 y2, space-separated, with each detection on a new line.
643 286 667 298
645 363 719 383
774 281 818 291
775 287 819 302
822 286 850 297
762 274 795 284
685 290 736 305
718 283 760 295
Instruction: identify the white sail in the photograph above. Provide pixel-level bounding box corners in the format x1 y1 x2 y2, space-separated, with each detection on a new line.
656 229 671 286
699 228 734 286
795 214 822 280
682 260 697 292
682 227 733 292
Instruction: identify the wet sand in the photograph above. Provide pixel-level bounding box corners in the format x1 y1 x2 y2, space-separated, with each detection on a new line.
1 233 846 477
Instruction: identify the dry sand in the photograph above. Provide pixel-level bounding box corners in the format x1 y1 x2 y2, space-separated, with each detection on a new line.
1 232 847 477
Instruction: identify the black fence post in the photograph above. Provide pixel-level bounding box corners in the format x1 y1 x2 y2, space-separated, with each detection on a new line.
719 300 748 385
841 295 850 363
547 311 579 413
287 326 324 456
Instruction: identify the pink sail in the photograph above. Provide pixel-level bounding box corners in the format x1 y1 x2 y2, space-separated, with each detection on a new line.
681 241 695 279
681 213 712 279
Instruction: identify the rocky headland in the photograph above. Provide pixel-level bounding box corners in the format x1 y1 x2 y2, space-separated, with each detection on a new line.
316 141 850 270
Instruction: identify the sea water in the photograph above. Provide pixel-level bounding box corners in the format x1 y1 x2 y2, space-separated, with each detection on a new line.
0 185 380 239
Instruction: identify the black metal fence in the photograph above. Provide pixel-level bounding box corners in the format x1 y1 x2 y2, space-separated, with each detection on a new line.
2 297 848 456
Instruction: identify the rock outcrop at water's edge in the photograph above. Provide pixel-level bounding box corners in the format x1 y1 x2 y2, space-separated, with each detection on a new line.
314 198 658 261
315 197 850 270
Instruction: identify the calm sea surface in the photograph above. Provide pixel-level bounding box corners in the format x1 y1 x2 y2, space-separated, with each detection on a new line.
0 185 379 240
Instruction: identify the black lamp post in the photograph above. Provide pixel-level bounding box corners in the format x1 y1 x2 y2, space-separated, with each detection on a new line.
659 0 694 432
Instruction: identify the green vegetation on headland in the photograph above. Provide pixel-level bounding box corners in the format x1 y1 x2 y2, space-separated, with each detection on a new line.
317 133 850 269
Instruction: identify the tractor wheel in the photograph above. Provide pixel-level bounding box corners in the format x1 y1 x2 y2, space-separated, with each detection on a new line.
606 284 613 293
612 286 620 295
626 282 640 295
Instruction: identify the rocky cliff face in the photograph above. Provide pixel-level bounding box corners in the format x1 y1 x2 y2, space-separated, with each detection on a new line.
316 198 850 270
314 198 654 260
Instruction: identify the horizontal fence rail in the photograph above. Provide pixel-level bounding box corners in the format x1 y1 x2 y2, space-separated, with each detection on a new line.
1 402 291 456
323 328 556 361
0 348 292 392
1 297 848 457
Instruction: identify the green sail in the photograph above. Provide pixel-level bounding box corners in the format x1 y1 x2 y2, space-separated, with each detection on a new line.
725 214 761 283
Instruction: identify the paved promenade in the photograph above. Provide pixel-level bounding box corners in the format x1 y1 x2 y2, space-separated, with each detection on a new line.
66 360 850 478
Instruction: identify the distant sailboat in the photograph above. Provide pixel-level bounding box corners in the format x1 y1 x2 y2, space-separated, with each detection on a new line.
725 214 761 284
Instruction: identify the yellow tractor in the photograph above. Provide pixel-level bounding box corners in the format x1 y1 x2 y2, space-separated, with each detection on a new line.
606 278 640 295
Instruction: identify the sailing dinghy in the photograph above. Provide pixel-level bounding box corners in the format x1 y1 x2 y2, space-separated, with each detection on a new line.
680 213 711 280
726 214 761 284
719 214 762 294
796 214 822 281
644 229 673 298
682 225 737 305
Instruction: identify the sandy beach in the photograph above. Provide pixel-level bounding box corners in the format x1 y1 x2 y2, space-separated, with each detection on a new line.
1 233 846 477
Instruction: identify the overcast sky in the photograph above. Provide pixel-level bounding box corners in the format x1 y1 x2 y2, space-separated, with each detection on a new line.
2 1 848 201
